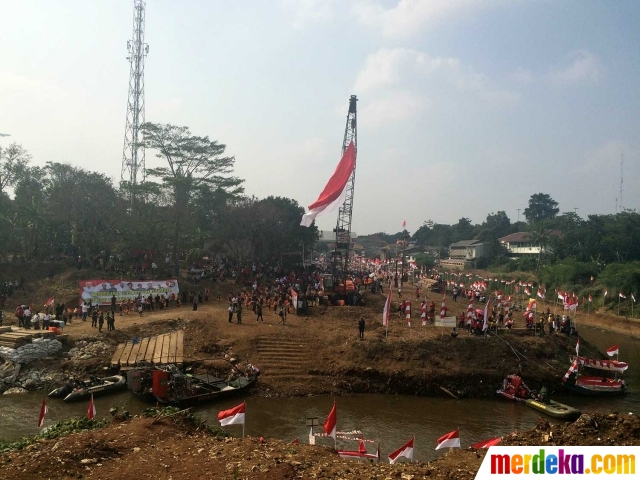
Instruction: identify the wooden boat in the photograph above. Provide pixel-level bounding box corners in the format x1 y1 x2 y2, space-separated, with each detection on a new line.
58 375 126 402
337 440 380 461
524 399 581 421
563 356 627 397
128 363 259 407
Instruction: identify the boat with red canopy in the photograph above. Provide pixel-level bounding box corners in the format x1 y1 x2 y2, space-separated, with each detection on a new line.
563 355 627 396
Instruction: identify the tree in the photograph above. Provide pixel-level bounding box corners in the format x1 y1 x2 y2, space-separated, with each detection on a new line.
0 143 31 193
140 122 244 260
480 211 511 240
528 221 550 271
451 217 474 242
524 193 559 223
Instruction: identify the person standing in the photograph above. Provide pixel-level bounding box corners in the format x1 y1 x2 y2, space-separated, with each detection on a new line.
111 294 117 314
228 303 234 323
358 317 365 340
98 311 104 332
24 306 32 330
192 295 198 311
91 309 99 328
256 303 264 322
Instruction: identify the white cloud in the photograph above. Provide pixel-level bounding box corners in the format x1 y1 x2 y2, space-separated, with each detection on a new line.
544 50 603 85
353 47 519 116
350 0 495 38
281 0 335 29
359 91 428 128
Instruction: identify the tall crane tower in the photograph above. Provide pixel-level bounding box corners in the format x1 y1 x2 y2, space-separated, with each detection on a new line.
121 0 149 187
331 95 358 287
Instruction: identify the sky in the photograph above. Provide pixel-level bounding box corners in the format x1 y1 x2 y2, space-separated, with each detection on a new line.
1 0 639 235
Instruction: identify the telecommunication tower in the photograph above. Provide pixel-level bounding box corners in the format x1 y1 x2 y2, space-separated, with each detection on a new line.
331 95 358 286
121 0 149 186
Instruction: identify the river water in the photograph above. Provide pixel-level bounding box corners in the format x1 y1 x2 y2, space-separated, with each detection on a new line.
1 325 638 462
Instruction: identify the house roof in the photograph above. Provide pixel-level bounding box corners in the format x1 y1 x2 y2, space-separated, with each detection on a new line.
449 239 483 248
499 230 562 243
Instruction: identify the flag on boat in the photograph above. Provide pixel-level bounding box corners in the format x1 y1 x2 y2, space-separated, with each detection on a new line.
323 401 337 440
300 141 356 227
382 285 392 327
218 402 246 426
470 437 501 449
575 338 580 356
44 296 55 307
436 429 460 450
619 292 626 299
388 436 414 464
606 345 619 357
37 397 48 428
563 359 580 382
87 393 96 420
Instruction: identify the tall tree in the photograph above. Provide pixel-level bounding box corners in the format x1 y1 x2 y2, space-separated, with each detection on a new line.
0 143 31 193
524 193 559 223
140 122 244 260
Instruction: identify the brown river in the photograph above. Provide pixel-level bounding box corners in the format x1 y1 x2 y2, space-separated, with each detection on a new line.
1 325 638 462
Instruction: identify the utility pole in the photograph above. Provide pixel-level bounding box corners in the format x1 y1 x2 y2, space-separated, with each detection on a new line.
573 207 578 215
121 0 149 190
620 154 624 211
516 209 521 223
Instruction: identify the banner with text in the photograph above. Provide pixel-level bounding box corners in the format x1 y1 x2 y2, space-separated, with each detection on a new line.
78 279 179 306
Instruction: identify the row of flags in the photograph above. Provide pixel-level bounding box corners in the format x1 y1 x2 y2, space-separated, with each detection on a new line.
38 392 97 427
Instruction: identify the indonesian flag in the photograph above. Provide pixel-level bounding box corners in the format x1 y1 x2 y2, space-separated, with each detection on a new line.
606 345 619 357
402 220 406 229
466 303 473 319
435 429 460 450
482 297 492 331
633 294 637 303
440 298 447 318
87 393 96 420
537 289 545 300
563 359 579 382
575 338 580 357
557 291 565 301
38 397 48 428
323 401 337 440
619 292 626 299
588 295 593 302
470 437 501 449
300 141 356 227
604 289 608 297
388 436 414 464
44 296 55 307
218 402 246 426
291 438 299 445
524 287 531 296
382 285 392 327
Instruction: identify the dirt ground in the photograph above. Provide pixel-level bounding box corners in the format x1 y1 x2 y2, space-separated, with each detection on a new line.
1 411 637 480
26 284 601 399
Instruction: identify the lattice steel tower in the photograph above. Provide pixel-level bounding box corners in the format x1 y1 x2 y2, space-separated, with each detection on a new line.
332 95 358 285
121 0 149 186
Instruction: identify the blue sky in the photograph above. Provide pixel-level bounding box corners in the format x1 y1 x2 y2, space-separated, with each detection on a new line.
1 0 639 235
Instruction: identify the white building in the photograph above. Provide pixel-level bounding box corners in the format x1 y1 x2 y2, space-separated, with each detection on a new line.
499 231 561 255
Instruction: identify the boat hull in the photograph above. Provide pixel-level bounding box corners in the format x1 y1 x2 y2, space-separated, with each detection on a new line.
63 375 127 402
524 399 581 421
153 376 256 407
563 380 626 397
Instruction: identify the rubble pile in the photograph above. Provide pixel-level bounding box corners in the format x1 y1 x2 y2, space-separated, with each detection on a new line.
0 338 63 364
67 340 114 360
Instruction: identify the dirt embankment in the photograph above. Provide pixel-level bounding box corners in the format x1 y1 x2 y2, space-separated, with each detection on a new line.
1 411 638 480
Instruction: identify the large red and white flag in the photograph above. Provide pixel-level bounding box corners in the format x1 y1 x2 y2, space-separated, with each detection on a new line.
218 402 246 426
606 345 619 357
300 141 356 227
38 397 48 428
87 393 96 420
470 436 501 449
435 429 460 450
382 285 392 327
44 296 55 307
388 436 414 464
323 401 337 440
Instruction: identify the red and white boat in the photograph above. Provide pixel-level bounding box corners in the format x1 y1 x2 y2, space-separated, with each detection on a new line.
564 356 628 396
337 439 380 461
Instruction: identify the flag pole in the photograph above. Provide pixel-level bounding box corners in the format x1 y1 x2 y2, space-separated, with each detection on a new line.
242 423 245 438
618 295 621 316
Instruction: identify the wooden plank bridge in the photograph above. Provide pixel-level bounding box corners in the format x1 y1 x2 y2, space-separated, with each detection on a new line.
111 330 184 368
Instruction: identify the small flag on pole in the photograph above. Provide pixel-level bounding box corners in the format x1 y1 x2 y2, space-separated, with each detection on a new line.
323 401 337 441
382 285 392 327
388 436 414 464
87 393 96 420
470 437 501 449
606 345 619 357
44 296 55 307
619 292 626 299
402 220 406 229
38 397 48 428
435 429 460 450
575 338 580 357
632 294 636 303
217 402 246 426
604 290 608 297
588 295 593 302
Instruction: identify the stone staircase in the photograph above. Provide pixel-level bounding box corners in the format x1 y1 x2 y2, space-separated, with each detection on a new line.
254 336 309 379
